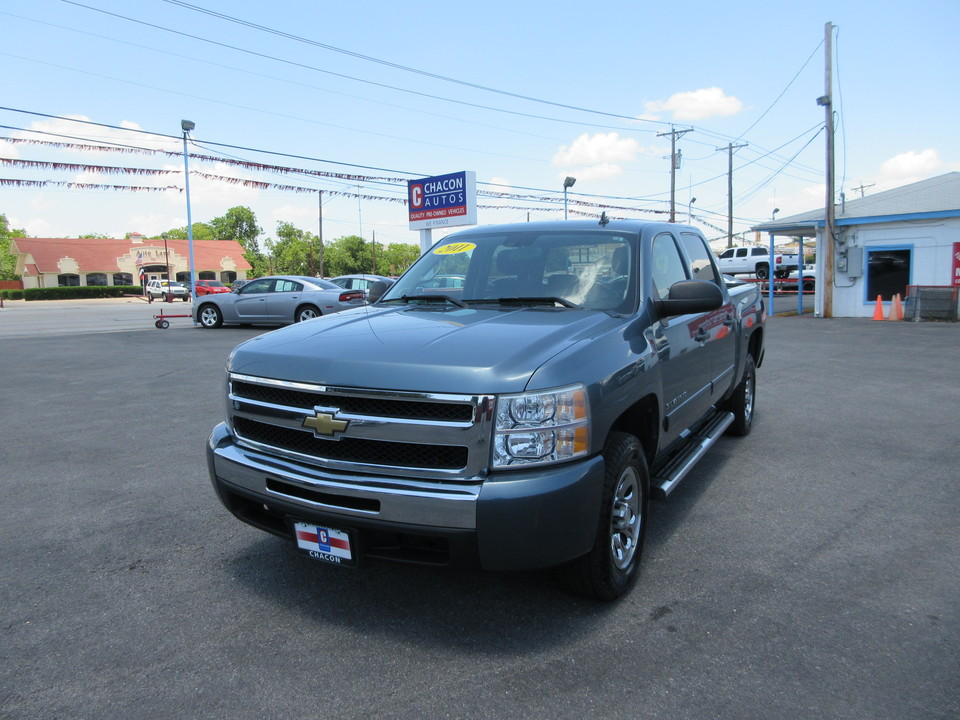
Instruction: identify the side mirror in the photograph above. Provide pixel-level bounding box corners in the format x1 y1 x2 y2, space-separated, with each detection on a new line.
657 280 723 317
367 279 393 304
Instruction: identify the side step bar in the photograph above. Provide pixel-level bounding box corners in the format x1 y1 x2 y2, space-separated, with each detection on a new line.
652 410 734 499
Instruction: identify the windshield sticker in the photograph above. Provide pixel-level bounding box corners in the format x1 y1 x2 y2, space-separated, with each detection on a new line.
434 242 475 255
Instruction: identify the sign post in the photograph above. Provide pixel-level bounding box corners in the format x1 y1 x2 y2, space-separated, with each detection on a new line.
408 171 477 253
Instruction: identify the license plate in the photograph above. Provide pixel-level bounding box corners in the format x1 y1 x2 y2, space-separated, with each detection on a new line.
293 521 355 567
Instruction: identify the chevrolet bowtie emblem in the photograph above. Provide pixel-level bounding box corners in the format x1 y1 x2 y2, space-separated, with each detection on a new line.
303 411 349 438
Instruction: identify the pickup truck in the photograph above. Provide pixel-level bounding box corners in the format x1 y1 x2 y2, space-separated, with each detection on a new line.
207 219 765 599
717 245 799 279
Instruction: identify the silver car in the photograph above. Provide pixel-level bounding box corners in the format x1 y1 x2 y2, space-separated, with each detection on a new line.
193 276 366 329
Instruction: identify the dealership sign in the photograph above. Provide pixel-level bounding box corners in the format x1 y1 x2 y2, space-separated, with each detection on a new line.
408 171 477 231
953 242 960 286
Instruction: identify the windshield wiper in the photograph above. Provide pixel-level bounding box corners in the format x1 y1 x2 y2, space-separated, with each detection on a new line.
396 294 467 308
471 296 582 309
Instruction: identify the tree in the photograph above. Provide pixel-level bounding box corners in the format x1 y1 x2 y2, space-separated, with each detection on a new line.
380 243 421 276
211 206 262 253
322 235 370 277
266 221 318 276
0 213 27 280
320 236 420 277
159 223 216 241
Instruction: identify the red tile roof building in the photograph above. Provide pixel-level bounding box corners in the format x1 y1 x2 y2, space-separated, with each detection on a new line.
10 233 252 289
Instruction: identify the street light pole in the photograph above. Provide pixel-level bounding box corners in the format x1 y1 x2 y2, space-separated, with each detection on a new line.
181 119 197 323
563 176 576 220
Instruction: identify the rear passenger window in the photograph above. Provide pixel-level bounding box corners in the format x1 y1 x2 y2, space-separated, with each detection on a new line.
680 233 721 285
751 248 767 256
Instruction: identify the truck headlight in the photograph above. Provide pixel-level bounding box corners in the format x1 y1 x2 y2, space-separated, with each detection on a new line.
492 384 589 468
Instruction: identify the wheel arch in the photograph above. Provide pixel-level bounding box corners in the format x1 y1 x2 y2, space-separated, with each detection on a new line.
608 392 659 470
295 303 322 321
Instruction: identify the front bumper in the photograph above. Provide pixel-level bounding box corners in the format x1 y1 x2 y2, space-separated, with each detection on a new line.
207 422 605 571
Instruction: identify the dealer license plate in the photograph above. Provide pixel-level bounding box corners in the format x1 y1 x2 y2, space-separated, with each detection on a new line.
293 521 355 567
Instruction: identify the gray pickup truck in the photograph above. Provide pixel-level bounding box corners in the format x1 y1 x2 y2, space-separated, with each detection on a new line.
207 218 765 599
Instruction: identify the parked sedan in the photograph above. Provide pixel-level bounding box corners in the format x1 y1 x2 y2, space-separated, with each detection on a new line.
193 279 231 296
193 276 366 329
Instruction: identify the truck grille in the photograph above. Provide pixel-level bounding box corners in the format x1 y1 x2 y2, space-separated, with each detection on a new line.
233 416 469 470
232 380 474 422
228 373 494 480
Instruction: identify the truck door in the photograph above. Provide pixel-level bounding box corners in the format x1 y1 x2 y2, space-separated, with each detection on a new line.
649 232 716 444
680 232 737 398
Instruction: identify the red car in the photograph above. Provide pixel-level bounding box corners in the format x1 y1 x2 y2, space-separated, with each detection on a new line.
194 280 232 296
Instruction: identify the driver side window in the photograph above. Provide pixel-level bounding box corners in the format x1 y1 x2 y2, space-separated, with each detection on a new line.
651 233 688 300
240 278 274 294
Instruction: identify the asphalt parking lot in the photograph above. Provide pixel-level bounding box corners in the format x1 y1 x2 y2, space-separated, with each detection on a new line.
1 301 957 719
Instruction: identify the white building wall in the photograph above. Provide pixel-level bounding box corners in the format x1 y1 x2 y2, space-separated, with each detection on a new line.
826 217 959 318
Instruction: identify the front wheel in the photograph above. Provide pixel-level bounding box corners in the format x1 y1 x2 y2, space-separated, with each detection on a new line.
295 304 321 322
558 432 649 600
198 304 223 329
724 354 756 436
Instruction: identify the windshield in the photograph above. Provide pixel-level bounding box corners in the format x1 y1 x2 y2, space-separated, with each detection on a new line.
382 230 637 312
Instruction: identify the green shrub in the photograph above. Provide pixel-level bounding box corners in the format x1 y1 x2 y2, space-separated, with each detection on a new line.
0 289 25 300
22 285 142 301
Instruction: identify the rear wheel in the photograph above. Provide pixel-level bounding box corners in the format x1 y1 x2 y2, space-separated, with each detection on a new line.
755 263 769 280
295 304 321 322
198 304 223 329
559 432 649 600
724 354 756 436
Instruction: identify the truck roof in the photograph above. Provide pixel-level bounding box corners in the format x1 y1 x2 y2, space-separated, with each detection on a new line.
444 219 699 236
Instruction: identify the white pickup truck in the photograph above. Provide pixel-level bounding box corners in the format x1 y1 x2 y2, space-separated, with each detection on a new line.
716 245 799 279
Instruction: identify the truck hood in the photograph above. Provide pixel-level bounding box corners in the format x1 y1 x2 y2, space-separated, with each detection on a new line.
228 304 624 394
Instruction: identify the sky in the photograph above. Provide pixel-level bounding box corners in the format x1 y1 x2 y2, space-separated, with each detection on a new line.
1 0 958 250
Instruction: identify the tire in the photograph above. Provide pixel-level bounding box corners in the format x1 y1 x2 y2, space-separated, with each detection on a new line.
755 263 769 280
774 270 789 279
198 304 223 329
802 279 815 292
558 432 649 600
724 354 756 436
159 319 170 329
295 304 321 323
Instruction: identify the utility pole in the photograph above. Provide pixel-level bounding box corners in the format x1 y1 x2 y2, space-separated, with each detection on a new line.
851 182 874 198
657 126 692 222
317 190 325 278
818 21 835 318
716 142 748 247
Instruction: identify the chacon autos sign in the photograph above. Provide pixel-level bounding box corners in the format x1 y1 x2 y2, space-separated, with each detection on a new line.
408 171 477 231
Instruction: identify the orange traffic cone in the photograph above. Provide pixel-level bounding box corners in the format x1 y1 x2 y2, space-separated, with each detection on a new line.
872 295 884 320
888 293 904 321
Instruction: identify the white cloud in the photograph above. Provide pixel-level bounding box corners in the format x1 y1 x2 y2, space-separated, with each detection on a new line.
0 138 20 159
878 149 941 188
643 87 743 121
559 163 624 183
553 133 639 167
